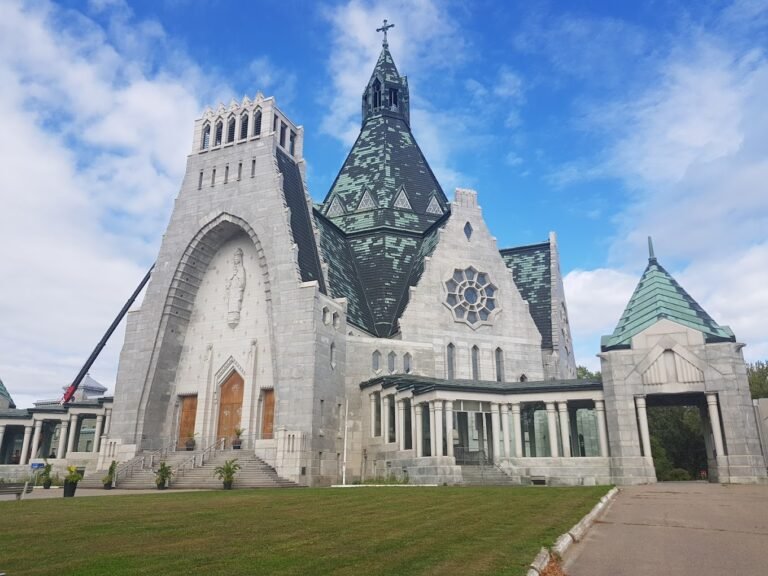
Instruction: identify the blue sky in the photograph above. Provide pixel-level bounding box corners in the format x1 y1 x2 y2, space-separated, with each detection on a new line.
2 0 768 408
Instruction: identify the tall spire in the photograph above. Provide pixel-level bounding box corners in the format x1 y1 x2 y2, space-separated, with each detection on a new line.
376 19 395 48
648 236 656 261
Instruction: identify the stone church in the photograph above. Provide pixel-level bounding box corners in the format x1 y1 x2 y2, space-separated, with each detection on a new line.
2 35 766 487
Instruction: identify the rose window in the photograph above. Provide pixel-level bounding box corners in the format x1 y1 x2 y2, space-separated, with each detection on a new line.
444 267 498 328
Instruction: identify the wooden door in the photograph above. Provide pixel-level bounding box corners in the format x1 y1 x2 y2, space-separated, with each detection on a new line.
217 372 244 445
178 396 197 449
261 389 275 439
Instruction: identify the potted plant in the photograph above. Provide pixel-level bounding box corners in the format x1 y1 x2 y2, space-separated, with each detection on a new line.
213 459 240 490
102 460 117 490
40 460 53 489
184 434 196 451
155 462 173 490
232 427 245 450
63 465 83 498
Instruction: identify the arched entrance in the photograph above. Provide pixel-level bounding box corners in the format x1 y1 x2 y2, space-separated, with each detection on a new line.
217 372 244 446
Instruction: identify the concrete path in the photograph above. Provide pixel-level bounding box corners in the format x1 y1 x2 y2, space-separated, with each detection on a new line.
0 487 208 501
564 482 768 576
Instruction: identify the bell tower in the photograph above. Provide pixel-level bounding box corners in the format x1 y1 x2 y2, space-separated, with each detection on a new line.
361 20 410 126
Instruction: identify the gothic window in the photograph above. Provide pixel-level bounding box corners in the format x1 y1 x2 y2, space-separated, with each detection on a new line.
280 122 287 147
198 170 203 190
237 162 242 181
444 267 498 328
224 165 229 184
357 189 376 211
464 222 473 240
404 353 412 374
471 346 480 380
322 307 330 325
214 121 223 146
227 116 236 143
273 113 279 132
330 342 336 369
289 131 296 155
327 198 345 217
495 348 504 382
372 78 381 109
332 312 340 329
251 159 256 177
372 350 381 372
253 110 262 136
393 187 412 210
201 124 211 149
447 343 455 380
388 87 398 109
240 113 249 140
388 351 396 374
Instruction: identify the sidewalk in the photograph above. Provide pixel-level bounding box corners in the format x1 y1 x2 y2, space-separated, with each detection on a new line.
0 486 207 501
564 482 768 576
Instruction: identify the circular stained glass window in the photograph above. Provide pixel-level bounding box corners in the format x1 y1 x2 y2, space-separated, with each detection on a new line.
444 267 498 328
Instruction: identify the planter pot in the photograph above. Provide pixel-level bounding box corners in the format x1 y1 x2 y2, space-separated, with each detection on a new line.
223 480 233 490
185 443 195 451
63 480 78 498
43 480 52 489
156 483 168 490
232 440 241 450
103 483 113 490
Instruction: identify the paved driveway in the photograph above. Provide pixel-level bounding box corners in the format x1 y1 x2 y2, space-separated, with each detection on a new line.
564 482 768 576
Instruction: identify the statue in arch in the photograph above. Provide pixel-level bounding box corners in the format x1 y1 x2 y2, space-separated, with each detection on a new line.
225 248 246 327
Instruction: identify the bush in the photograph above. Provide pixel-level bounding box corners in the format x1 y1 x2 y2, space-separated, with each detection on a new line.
667 468 692 481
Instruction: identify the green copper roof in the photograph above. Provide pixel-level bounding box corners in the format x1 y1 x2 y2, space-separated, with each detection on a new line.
602 251 735 351
0 376 16 409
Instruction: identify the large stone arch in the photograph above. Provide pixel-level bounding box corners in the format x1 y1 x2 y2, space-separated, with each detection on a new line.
135 213 275 447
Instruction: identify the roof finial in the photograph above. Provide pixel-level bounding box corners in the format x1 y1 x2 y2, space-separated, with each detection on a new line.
648 236 656 261
376 19 395 48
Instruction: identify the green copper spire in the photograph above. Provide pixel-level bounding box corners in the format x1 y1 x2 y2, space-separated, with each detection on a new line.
0 376 16 409
601 244 735 351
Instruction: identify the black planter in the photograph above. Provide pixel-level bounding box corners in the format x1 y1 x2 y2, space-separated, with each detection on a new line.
103 483 113 490
232 441 241 450
156 483 167 490
185 443 195 451
43 479 52 489
223 480 233 490
63 480 77 498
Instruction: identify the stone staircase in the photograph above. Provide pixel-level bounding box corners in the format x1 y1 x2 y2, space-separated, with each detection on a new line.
460 465 522 486
79 450 297 490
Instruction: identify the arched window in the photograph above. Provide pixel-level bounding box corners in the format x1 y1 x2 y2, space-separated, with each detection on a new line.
495 348 504 382
388 87 398 109
330 342 336 369
201 124 210 149
227 116 236 143
372 350 381 372
372 78 381 109
404 353 412 374
253 110 262 136
240 113 249 140
519 374 528 382
471 345 480 380
388 351 396 373
447 343 455 380
214 121 223 146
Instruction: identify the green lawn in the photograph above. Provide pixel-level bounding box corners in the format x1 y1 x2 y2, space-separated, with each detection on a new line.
0 486 607 575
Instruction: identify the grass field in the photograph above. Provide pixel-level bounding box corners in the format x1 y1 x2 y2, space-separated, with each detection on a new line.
0 486 608 575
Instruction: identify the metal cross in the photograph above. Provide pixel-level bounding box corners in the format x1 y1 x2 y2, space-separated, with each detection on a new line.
376 19 395 47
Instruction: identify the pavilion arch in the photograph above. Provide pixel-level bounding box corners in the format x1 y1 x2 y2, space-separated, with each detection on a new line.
135 213 274 446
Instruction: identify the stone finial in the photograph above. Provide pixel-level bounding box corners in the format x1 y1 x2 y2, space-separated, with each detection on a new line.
454 188 478 208
648 236 656 262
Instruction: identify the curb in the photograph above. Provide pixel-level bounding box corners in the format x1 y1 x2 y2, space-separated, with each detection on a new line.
526 486 619 575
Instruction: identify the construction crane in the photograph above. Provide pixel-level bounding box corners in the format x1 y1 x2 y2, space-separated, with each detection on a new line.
60 265 154 405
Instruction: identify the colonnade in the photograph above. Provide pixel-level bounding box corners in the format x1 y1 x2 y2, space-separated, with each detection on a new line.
0 408 112 465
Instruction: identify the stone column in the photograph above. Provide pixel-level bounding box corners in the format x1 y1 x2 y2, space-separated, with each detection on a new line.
92 415 104 453
635 396 652 458
382 395 390 443
103 408 113 436
0 425 5 459
370 394 377 437
30 420 43 462
429 402 437 456
20 425 33 465
557 402 571 458
490 403 501 463
57 420 69 458
595 400 609 457
511 403 523 457
500 404 511 458
706 393 726 457
415 403 423 457
546 402 559 457
66 414 78 454
436 401 446 457
397 399 406 451
444 401 454 457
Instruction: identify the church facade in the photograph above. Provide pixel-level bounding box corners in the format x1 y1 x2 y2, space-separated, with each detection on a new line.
4 39 765 486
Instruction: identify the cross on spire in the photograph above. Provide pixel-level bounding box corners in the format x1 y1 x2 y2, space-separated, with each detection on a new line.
376 19 395 47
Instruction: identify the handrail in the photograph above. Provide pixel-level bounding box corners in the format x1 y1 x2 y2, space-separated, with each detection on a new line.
114 437 176 487
174 438 225 480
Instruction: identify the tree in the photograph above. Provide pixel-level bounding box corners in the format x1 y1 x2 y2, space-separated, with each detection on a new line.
747 361 768 399
576 365 602 382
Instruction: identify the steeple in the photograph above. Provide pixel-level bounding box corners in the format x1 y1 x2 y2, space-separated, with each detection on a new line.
362 20 410 126
602 242 735 350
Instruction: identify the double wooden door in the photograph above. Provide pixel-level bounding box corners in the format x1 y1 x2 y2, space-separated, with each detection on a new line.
217 372 244 444
178 395 197 450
